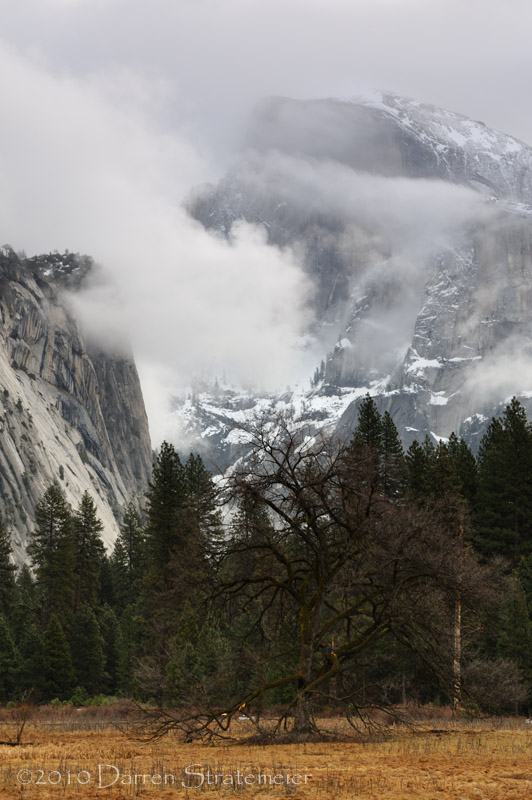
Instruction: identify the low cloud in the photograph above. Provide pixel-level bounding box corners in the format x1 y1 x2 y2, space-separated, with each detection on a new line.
0 43 313 443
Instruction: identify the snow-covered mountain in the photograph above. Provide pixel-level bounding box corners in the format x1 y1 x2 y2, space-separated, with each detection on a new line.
180 92 532 461
0 247 152 561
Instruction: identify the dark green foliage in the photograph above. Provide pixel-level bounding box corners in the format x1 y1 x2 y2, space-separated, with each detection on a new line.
72 492 105 610
42 614 74 700
16 620 45 699
405 438 431 497
99 605 122 694
118 603 143 695
516 554 532 616
99 554 115 608
406 434 476 506
69 605 106 695
475 398 532 565
28 484 74 628
352 394 384 451
10 565 39 637
447 433 477 503
0 514 16 617
497 578 532 701
381 411 407 496
11 399 532 718
145 442 186 573
350 396 406 496
0 614 19 702
111 502 145 609
184 453 224 557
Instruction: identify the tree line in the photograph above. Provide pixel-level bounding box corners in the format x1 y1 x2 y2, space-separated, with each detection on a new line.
1 397 532 735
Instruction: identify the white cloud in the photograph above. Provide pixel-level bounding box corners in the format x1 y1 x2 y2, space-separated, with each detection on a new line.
0 42 313 443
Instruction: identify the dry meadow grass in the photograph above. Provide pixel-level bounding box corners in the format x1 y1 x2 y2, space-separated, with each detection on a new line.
2 707 532 799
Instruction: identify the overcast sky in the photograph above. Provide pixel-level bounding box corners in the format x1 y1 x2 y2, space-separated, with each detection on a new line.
1 0 531 442
2 0 532 155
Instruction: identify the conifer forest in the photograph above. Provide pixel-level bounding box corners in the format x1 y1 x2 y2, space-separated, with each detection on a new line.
1 397 532 738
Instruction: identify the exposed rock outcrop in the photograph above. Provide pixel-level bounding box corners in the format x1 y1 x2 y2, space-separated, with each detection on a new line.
182 93 532 456
0 247 152 562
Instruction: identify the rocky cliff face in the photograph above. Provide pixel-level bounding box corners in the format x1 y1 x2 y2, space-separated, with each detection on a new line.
0 247 152 562
182 92 532 457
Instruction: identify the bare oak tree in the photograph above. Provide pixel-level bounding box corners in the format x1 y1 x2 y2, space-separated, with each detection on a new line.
136 418 495 741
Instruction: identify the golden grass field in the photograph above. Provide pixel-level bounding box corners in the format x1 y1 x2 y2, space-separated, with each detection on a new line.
2 707 532 799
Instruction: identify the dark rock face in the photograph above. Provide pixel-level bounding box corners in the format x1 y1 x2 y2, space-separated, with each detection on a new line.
182 92 532 455
0 247 152 562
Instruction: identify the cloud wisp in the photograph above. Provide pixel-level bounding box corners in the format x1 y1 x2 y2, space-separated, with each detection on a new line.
0 42 313 442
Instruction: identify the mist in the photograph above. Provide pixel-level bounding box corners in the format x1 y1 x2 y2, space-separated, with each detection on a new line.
0 0 531 444
223 149 497 382
0 42 315 443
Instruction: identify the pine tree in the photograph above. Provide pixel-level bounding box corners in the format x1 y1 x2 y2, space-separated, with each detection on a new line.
10 565 39 639
349 394 385 495
0 614 19 702
447 433 477 504
16 620 45 699
70 604 106 695
99 554 115 608
72 492 105 610
475 398 532 564
497 578 532 700
351 394 383 451
145 442 186 573
405 438 431 497
28 484 75 629
516 554 532 616
381 411 406 496
427 441 462 497
0 514 16 618
118 603 143 696
42 614 74 700
184 453 223 558
111 502 146 609
99 605 122 694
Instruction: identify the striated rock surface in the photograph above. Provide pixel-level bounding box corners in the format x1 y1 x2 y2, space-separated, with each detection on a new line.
182 92 532 457
0 247 152 562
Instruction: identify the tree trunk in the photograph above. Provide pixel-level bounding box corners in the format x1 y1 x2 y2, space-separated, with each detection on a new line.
293 687 313 733
329 636 339 705
452 518 464 710
293 636 315 734
452 597 461 709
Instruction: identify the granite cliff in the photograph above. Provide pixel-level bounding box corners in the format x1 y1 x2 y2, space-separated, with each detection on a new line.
181 92 532 460
0 247 152 562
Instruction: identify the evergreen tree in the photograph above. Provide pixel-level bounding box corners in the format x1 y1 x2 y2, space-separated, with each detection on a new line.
99 605 122 694
10 564 39 639
70 604 106 695
118 603 143 696
0 514 16 618
517 554 532 617
447 433 477 504
184 453 223 558
16 620 45 699
28 484 74 629
111 502 146 609
381 411 407 496
145 442 186 573
497 578 532 701
72 492 105 610
42 614 74 700
427 441 462 497
405 438 431 497
0 614 19 702
99 554 115 608
476 398 532 564
351 394 383 451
